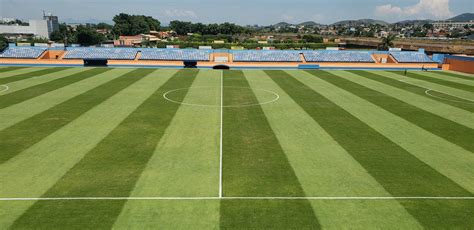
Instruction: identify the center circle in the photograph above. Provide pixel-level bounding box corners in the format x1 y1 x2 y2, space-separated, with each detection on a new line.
163 86 280 107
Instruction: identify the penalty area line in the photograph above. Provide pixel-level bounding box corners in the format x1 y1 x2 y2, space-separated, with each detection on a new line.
1 197 474 201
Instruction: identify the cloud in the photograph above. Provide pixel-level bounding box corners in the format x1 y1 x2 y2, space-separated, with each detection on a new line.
375 4 403 15
312 14 325 22
163 9 197 18
282 14 295 21
375 0 453 19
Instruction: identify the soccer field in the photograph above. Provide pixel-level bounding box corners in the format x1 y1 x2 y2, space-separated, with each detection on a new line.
0 66 473 229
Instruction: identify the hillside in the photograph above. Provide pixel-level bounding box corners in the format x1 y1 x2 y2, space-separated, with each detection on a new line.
447 13 474 22
332 19 389 26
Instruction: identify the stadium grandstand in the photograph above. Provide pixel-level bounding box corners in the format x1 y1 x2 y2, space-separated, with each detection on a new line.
389 51 436 63
0 47 47 59
303 51 375 63
63 47 138 60
233 50 301 62
139 49 211 61
0 46 453 71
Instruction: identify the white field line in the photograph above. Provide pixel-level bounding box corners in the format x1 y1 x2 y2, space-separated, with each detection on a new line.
0 85 9 93
162 87 279 108
397 79 474 104
219 70 223 198
425 89 474 104
1 197 474 201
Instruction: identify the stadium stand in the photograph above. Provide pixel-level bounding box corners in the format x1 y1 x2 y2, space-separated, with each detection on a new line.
139 49 211 61
233 51 301 62
0 47 47 59
303 51 375 63
390 51 434 63
63 47 138 60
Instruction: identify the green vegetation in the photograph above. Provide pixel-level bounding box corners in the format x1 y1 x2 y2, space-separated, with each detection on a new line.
0 35 8 52
378 34 395 50
169 21 253 35
49 24 107 46
112 13 161 36
154 41 329 50
0 67 473 229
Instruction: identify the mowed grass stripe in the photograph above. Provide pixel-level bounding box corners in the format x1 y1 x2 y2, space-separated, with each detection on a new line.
0 66 26 73
392 71 474 92
381 71 474 100
337 70 474 129
11 70 198 229
0 67 88 95
245 70 421 228
246 70 399 196
113 70 221 229
122 70 220 198
0 67 69 84
115 200 220 229
220 70 320 229
0 68 131 131
415 71 474 86
268 70 474 228
0 69 177 228
0 67 43 78
0 68 110 109
433 71 474 81
0 68 153 164
288 71 474 192
348 70 474 113
302 70 474 194
310 70 474 153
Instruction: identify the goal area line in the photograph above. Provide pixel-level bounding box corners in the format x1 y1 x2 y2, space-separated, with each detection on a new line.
1 196 474 201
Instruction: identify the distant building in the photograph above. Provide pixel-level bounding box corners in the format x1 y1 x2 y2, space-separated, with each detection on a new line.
433 21 474 29
114 35 143 47
0 18 16 23
0 12 59 39
43 12 59 35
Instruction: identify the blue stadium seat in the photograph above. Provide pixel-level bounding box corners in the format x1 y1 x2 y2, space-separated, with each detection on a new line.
0 47 47 59
233 51 301 62
63 47 138 60
390 52 434 63
139 49 211 61
303 51 375 63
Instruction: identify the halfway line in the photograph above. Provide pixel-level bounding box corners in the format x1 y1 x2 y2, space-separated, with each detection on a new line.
219 70 224 198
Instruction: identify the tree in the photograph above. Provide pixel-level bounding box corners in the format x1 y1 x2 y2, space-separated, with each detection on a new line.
423 23 434 31
412 27 427 37
378 34 396 51
112 13 161 36
302 35 323 43
96 23 113 30
0 35 8 52
50 23 77 44
423 23 434 35
169 20 193 35
76 25 105 46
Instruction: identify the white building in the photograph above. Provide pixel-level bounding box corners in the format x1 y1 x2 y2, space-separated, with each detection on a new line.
433 21 474 29
0 14 59 39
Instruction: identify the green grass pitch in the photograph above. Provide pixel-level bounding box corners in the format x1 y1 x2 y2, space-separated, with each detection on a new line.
0 66 473 229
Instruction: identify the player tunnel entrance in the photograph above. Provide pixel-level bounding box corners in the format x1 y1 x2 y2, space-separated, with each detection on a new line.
213 65 230 70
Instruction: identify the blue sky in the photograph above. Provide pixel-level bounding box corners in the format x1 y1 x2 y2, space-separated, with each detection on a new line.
0 0 472 25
